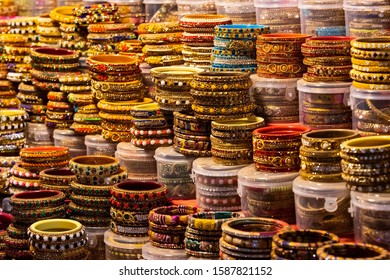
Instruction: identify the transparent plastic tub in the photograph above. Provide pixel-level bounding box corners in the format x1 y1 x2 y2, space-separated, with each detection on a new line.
104 230 149 260
299 3 346 36
26 122 54 145
350 191 390 250
143 0 177 22
350 86 390 136
192 157 246 211
176 0 216 17
215 0 256 24
142 241 189 260
293 176 353 236
344 4 390 37
238 164 298 224
254 0 300 33
250 75 299 123
53 129 86 150
85 134 117 157
86 227 109 260
297 79 352 130
154 146 196 199
115 142 157 180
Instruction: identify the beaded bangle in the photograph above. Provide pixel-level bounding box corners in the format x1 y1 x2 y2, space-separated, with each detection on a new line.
91 79 143 93
4 235 30 249
12 204 68 221
0 109 29 122
49 6 76 24
30 47 79 64
70 193 110 208
110 208 149 225
31 62 79 73
149 205 199 226
68 201 110 217
70 180 112 197
109 196 167 211
351 37 390 50
7 223 28 239
301 129 359 151
69 155 120 179
316 242 389 260
111 180 167 201
137 22 182 34
20 146 69 161
110 220 148 237
86 55 139 74
10 162 39 179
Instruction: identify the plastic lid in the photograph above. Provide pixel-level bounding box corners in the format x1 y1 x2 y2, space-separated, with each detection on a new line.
143 0 175 3
154 146 196 162
254 0 299 7
117 142 155 156
192 157 247 177
27 122 53 131
351 191 390 211
176 0 215 3
343 4 390 10
53 129 79 137
104 230 149 250
297 79 351 94
85 134 117 147
250 75 298 101
238 164 299 186
350 85 390 100
142 242 189 260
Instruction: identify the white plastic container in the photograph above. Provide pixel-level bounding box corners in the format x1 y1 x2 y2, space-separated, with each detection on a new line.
350 86 390 136
350 191 390 251
176 0 216 17
26 122 54 146
293 177 353 236
343 4 390 37
104 229 149 260
85 134 117 157
238 164 298 224
297 79 352 130
142 242 189 260
86 227 109 260
154 146 196 199
116 142 157 180
215 0 256 24
143 0 177 22
251 75 299 123
254 0 300 33
192 157 246 211
299 2 346 36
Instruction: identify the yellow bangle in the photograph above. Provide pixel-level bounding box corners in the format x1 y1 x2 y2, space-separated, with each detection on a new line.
138 32 183 44
138 22 182 34
86 54 139 74
49 6 77 24
0 34 28 44
97 98 153 113
88 22 135 33
91 79 143 92
351 37 390 50
350 69 390 84
352 81 390 90
351 57 390 67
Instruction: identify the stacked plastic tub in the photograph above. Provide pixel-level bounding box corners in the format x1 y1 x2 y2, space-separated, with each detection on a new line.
299 0 346 36
254 0 301 33
343 0 390 37
143 0 178 23
176 0 216 18
215 0 256 24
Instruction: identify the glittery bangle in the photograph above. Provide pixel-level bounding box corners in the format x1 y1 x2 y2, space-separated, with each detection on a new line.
12 204 68 221
68 201 110 217
30 47 79 64
351 37 390 50
316 242 389 260
86 54 139 74
10 162 39 179
109 196 167 211
70 180 112 197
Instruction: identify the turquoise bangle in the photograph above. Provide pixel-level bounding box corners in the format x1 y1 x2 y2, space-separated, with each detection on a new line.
215 24 270 34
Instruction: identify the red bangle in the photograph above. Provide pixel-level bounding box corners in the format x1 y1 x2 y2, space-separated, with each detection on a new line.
0 212 13 230
109 196 167 211
10 190 66 209
253 125 310 140
110 180 168 201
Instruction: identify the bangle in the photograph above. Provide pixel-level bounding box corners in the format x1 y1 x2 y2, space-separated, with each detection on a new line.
0 121 26 131
10 190 65 209
0 34 28 44
138 22 182 34
350 69 390 84
30 47 79 64
86 54 139 74
110 208 149 225
31 62 79 73
89 71 141 83
69 201 110 217
149 229 185 244
70 193 110 208
142 44 183 56
340 136 390 155
0 109 29 122
341 159 390 176
73 2 118 16
131 137 173 149
299 171 343 183
190 80 252 92
58 39 88 51
7 223 28 239
188 212 241 231
149 205 199 226
301 129 360 151
39 167 75 186
351 57 390 67
180 14 231 29
70 180 111 197
109 196 167 211
91 79 143 93
47 91 67 102
351 37 390 50
110 220 148 237
87 32 136 43
12 204 68 221
49 6 76 24
69 155 121 180
20 146 69 160
138 32 183 44
10 162 39 178
303 56 352 66
317 242 389 260
118 39 143 53
88 22 134 33
4 235 29 249
75 166 127 186
37 26 61 37
74 12 120 25
351 47 390 60
352 64 390 73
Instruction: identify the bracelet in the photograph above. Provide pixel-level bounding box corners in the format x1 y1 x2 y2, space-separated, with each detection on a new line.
70 180 111 197
10 190 66 209
69 155 120 180
88 22 134 33
109 196 167 212
10 162 39 179
149 230 185 245
341 159 390 176
60 84 91 93
301 129 359 151
110 208 149 225
0 109 29 122
30 47 79 64
7 223 28 239
138 32 182 45
109 220 148 237
0 121 26 131
12 204 68 221
340 136 390 155
89 71 141 83
69 201 110 217
351 37 390 50
351 47 390 61
4 235 29 249
20 146 69 160
351 57 390 67
74 12 120 25
31 62 79 73
86 54 139 74
317 242 389 260
188 212 241 232
149 205 199 226
39 167 75 186
91 79 143 93
69 193 110 208
87 32 136 43
0 34 28 44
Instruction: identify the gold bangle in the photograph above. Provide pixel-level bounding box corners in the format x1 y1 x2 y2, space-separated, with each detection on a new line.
138 32 182 44
91 79 143 92
351 37 390 50
137 22 182 34
352 81 390 90
86 54 139 74
301 129 360 151
98 111 133 122
49 6 76 24
351 57 390 67
102 129 133 142
303 56 352 66
192 104 255 115
88 22 135 33
190 80 252 91
351 47 390 60
350 69 390 84
97 98 153 113
0 34 28 44
352 64 390 73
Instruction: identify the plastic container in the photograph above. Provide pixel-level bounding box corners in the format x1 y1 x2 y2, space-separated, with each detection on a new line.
176 0 216 17
254 0 300 33
26 122 54 146
343 4 390 37
215 0 256 24
293 176 353 236
143 0 177 22
154 146 196 199
297 79 352 130
115 142 157 180
238 164 298 224
86 227 109 260
53 129 86 158
250 75 299 123
192 157 246 211
299 2 346 36
104 229 149 260
350 86 390 136
85 134 117 157
350 191 390 251
142 242 189 260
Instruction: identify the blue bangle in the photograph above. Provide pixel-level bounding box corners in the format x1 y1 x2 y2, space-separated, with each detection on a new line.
215 24 270 34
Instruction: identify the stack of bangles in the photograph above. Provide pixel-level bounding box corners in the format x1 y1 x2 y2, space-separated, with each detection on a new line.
256 33 310 79
350 38 390 90
253 125 310 172
39 167 75 198
72 3 120 25
173 111 212 157
301 36 353 82
211 24 269 73
117 39 145 62
220 217 290 260
299 129 360 183
27 219 89 260
109 180 168 237
148 205 199 249
316 242 389 260
340 136 390 192
0 212 12 259
271 229 340 260
0 109 28 157
190 72 254 121
184 211 242 259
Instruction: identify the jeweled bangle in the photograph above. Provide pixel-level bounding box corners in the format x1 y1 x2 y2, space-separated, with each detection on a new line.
190 80 252 92
188 212 241 231
110 220 148 237
31 62 79 72
39 167 75 186
70 180 112 197
350 69 390 84
98 98 153 113
137 22 181 34
0 34 28 44
69 155 121 180
10 162 38 179
301 129 359 152
86 54 139 74
69 201 110 217
110 208 149 225
149 205 199 226
180 14 232 29
88 22 134 33
340 136 390 155
30 47 79 64
350 37 390 50
89 71 141 83
91 79 143 93
109 196 167 211
118 39 143 52
74 12 120 25
4 235 29 249
69 193 110 208
0 109 29 122
131 137 173 149
20 146 69 161
303 56 352 66
76 166 127 186
138 32 183 44
149 229 185 244
12 204 68 221
49 6 76 24
351 57 390 67
353 81 390 91
68 93 94 105
316 242 389 260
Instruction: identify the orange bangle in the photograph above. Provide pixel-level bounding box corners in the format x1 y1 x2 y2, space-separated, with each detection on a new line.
20 146 70 159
